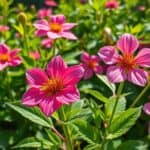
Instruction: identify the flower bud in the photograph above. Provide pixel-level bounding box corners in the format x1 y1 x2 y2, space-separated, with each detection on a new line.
18 12 27 25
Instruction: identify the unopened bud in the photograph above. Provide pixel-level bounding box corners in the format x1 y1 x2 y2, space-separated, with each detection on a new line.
18 12 27 25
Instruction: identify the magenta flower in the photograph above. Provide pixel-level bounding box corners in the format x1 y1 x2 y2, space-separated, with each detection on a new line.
37 8 52 19
80 51 103 79
0 43 22 70
34 14 77 40
44 0 57 7
22 55 84 116
41 38 54 48
98 33 150 86
143 102 150 115
105 0 119 9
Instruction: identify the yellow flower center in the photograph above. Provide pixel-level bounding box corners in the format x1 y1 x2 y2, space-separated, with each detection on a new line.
118 54 136 71
41 78 64 96
50 23 62 33
0 53 10 62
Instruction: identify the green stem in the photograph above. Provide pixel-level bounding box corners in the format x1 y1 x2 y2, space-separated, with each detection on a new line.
101 82 124 149
58 107 73 150
130 83 150 108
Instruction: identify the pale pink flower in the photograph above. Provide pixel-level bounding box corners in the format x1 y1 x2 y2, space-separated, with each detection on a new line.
80 51 102 79
0 43 22 70
44 0 57 7
143 102 150 115
37 8 52 19
29 51 40 60
41 38 54 48
105 0 119 9
98 33 150 86
34 14 77 40
0 25 9 32
22 55 84 116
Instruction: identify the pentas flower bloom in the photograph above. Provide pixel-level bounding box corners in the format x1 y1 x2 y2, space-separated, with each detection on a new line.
22 56 84 116
34 14 77 40
143 102 150 115
98 33 150 86
105 0 119 9
41 38 54 48
0 43 22 70
80 51 103 79
44 0 57 7
37 8 52 19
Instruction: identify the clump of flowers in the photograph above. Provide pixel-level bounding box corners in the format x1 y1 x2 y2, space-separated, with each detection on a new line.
0 43 22 70
80 51 103 79
98 33 150 86
105 0 119 9
34 14 77 40
22 55 84 116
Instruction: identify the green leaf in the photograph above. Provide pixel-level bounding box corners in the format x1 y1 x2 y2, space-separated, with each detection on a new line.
105 96 126 119
97 75 116 94
117 140 148 150
107 107 141 139
7 102 53 127
73 119 100 144
84 89 109 103
12 137 54 149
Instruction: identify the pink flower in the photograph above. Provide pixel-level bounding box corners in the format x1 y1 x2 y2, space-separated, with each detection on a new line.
98 33 150 86
29 51 40 60
44 0 57 7
0 43 22 70
105 0 119 9
22 55 84 116
34 14 77 40
0 25 9 32
80 51 103 79
143 102 150 115
37 8 52 19
41 38 54 48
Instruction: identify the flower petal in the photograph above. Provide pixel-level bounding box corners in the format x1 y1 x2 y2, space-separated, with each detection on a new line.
83 68 93 79
143 102 150 115
9 57 22 66
128 69 148 86
34 20 49 30
61 32 77 40
39 97 62 116
47 31 61 39
50 15 65 24
117 33 139 54
56 86 80 104
0 63 8 70
0 43 9 53
35 30 48 37
80 51 90 62
98 46 118 64
46 55 67 78
26 68 48 86
135 48 150 67
62 23 77 31
63 65 84 85
107 66 127 83
22 88 44 106
94 65 103 74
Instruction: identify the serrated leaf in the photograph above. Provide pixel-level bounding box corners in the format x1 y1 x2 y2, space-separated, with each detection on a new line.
73 119 100 144
107 107 141 139
97 75 116 94
12 137 53 149
84 89 109 103
7 102 52 127
117 140 148 150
